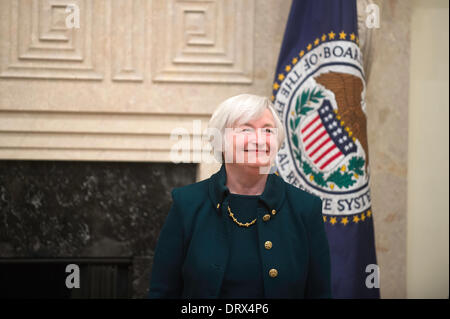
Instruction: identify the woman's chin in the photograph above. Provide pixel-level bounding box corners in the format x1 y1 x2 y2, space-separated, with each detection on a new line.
242 158 272 168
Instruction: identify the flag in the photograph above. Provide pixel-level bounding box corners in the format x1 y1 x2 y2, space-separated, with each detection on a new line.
271 0 380 298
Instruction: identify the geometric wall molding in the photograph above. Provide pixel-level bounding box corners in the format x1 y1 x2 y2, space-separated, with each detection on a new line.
111 0 146 82
0 0 104 80
0 0 289 163
0 110 212 162
152 0 254 84
0 0 255 83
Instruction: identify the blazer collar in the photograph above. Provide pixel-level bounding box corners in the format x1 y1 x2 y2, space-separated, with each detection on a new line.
208 164 286 214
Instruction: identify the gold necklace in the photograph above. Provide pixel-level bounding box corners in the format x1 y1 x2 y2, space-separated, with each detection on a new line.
227 205 257 228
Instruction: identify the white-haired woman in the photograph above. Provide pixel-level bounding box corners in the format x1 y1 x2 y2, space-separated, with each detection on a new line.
149 94 331 299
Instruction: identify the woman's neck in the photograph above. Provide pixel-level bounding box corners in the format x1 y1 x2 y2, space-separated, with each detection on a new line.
224 163 269 195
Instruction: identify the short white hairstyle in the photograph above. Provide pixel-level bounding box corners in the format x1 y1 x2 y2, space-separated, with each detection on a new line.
207 94 286 163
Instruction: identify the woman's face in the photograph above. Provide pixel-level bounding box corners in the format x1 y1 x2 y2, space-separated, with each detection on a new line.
224 108 278 169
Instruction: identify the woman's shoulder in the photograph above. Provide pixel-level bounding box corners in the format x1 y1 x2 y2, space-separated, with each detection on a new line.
171 177 210 205
169 177 217 229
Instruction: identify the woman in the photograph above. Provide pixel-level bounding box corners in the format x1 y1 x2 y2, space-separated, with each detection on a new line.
149 94 331 299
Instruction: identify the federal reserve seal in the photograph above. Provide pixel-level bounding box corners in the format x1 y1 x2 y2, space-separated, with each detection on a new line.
273 32 372 221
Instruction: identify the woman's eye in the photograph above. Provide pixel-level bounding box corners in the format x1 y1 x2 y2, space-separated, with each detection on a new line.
265 128 274 133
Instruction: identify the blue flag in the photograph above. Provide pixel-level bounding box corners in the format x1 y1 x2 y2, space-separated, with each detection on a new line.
272 0 380 298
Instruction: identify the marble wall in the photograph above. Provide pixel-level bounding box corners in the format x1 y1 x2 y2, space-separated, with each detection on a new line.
365 0 410 298
0 161 197 298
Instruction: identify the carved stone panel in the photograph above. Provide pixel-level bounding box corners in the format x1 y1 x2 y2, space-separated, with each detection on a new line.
152 0 254 83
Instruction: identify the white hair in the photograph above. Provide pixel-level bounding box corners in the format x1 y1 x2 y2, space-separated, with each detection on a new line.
207 94 286 163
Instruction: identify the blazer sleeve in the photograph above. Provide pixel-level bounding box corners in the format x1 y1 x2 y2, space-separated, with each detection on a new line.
148 188 184 298
305 196 332 298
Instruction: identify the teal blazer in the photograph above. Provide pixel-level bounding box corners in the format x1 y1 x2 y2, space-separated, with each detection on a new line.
148 164 332 299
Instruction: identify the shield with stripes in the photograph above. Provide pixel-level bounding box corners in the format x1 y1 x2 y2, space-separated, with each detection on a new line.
300 99 356 173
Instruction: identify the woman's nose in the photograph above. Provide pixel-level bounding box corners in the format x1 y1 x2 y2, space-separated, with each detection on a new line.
250 130 268 146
